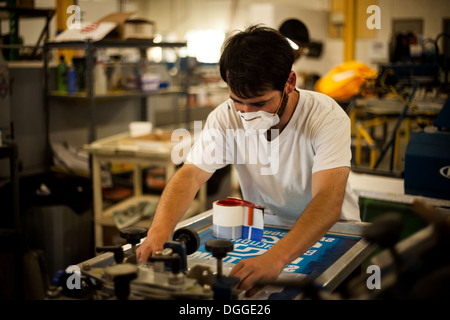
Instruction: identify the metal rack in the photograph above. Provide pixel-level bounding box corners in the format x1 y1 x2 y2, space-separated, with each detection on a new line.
42 39 194 246
0 6 55 60
43 39 187 140
42 38 188 168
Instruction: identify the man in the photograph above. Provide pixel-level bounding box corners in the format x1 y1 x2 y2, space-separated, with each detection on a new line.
136 25 360 296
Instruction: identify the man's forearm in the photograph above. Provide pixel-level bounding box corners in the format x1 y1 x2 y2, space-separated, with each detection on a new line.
267 192 341 267
266 167 350 267
137 164 212 262
268 166 350 265
228 191 342 294
148 164 212 239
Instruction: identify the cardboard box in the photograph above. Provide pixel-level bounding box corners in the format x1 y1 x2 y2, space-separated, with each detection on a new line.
121 18 155 40
54 12 155 42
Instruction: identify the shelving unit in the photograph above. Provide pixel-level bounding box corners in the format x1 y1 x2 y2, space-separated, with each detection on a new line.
43 38 188 147
47 86 187 101
42 38 200 247
0 6 55 60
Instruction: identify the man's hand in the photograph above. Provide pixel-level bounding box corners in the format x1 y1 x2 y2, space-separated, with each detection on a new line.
229 251 286 296
134 164 213 263
136 229 171 263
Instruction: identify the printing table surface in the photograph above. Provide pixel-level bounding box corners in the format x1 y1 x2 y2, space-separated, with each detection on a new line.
182 210 374 299
79 210 375 300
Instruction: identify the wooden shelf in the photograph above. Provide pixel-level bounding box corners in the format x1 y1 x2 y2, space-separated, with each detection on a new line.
44 39 187 49
48 86 187 101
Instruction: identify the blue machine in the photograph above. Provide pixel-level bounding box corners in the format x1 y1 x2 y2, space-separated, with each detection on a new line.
404 99 450 200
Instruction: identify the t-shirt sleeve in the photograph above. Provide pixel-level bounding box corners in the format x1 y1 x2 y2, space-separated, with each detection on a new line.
311 114 352 173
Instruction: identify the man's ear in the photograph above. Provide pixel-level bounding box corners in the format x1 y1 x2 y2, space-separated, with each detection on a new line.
286 71 297 93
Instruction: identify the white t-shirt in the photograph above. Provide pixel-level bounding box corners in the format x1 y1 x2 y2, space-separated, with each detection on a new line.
186 89 360 225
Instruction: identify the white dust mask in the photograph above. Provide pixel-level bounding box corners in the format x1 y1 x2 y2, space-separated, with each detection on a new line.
235 87 287 134
237 110 280 134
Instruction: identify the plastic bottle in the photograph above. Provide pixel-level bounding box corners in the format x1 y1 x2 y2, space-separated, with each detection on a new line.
57 55 67 92
94 59 107 95
111 55 122 91
67 63 77 93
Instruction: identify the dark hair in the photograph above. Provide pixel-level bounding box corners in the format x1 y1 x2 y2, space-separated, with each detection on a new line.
219 24 294 99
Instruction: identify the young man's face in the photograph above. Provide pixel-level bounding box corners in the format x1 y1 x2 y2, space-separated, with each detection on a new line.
228 71 295 117
229 88 285 114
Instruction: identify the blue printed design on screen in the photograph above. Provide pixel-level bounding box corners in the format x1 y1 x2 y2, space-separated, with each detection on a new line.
193 227 359 275
242 226 263 241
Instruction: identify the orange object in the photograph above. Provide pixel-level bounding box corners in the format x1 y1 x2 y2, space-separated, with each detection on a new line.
248 207 253 226
314 60 377 100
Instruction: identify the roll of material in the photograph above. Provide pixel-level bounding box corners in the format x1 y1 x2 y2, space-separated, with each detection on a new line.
213 201 244 239
213 197 264 241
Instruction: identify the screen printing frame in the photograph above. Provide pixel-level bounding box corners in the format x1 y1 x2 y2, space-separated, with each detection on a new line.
77 210 376 297
175 210 375 292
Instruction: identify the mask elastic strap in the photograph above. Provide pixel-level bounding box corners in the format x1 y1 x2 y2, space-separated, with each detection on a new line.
273 84 287 117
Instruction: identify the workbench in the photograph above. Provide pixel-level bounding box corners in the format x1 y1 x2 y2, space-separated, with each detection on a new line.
78 209 375 300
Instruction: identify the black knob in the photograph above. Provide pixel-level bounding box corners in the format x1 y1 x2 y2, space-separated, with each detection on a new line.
205 239 234 258
205 239 234 277
173 227 200 255
96 245 124 264
114 273 137 300
120 227 148 245
105 263 138 300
